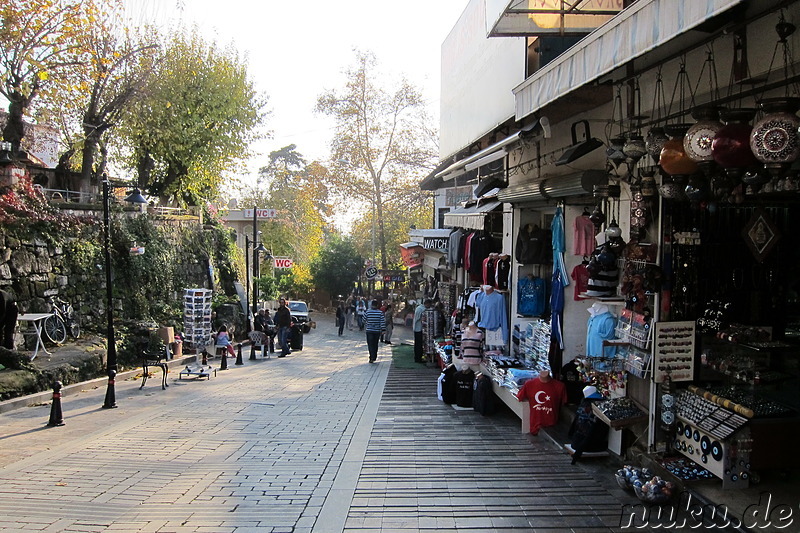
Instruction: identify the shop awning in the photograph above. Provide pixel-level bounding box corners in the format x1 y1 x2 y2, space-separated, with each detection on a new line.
423 250 447 272
443 200 502 230
513 0 747 120
497 170 607 204
399 242 425 268
435 118 550 182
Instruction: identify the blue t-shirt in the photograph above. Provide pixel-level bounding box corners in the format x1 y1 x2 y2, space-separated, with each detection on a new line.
518 276 546 316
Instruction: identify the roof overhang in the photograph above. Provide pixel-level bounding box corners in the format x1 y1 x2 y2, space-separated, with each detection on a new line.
497 169 607 205
486 0 621 38
435 118 551 182
513 0 748 120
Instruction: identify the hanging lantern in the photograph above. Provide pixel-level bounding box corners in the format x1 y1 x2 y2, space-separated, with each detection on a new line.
605 219 622 239
684 107 723 173
659 174 688 201
623 134 647 164
749 97 800 176
684 175 709 202
660 124 699 176
646 127 669 163
712 108 757 177
606 135 628 165
640 169 657 197
589 204 606 228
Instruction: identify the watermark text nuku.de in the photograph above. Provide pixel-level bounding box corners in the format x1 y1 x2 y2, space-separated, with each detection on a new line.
620 492 795 529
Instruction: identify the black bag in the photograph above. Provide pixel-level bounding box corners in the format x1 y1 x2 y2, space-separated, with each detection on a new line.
455 368 475 408
441 365 459 404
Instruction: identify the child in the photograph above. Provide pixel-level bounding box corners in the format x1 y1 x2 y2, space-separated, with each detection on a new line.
216 325 236 357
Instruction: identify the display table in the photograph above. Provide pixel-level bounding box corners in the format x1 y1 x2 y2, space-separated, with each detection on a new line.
17 313 53 360
480 363 530 433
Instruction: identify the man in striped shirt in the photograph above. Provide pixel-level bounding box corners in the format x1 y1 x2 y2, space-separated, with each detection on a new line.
364 299 385 364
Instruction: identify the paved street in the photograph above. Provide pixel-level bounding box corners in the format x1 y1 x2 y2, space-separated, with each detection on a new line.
0 313 644 532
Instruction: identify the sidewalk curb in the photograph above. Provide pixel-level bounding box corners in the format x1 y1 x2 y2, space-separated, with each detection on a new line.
0 354 199 415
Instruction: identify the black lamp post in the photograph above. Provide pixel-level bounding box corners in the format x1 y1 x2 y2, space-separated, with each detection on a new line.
252 241 267 314
101 175 148 409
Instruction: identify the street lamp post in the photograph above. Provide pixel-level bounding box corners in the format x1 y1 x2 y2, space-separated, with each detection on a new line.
101 175 147 409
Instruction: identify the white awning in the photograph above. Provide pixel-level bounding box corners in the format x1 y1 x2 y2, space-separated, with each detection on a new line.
513 0 747 120
486 0 620 38
443 200 502 230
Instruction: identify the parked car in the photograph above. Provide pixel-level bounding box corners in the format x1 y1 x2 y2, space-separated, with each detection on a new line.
288 300 314 333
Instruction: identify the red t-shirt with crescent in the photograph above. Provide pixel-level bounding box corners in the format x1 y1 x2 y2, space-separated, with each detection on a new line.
516 377 567 435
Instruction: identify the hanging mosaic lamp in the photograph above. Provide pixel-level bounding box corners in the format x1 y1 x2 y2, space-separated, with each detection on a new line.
712 108 757 177
749 97 800 176
646 127 669 164
589 204 606 228
604 219 623 239
660 124 699 176
623 134 648 164
606 135 628 166
684 107 723 173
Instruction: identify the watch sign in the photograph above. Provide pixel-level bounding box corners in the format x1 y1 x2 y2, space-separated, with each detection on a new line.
273 257 294 268
423 237 448 251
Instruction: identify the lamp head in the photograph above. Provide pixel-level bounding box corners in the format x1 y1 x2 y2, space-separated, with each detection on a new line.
123 188 148 205
254 242 267 253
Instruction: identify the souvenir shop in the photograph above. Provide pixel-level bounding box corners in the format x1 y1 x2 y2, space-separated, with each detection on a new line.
431 1 800 493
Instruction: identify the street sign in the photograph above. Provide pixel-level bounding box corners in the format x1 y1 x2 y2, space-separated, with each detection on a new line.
273 257 294 268
244 208 277 219
365 266 378 280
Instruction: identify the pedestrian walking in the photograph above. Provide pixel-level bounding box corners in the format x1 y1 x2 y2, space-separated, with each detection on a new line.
335 301 346 336
356 297 367 330
346 296 356 330
383 301 394 344
413 299 432 363
364 299 385 363
274 297 292 357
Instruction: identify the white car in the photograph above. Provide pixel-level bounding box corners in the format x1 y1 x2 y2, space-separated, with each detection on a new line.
287 300 313 332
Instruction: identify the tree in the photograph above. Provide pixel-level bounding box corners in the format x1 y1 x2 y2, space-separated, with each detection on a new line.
0 0 89 150
310 235 363 300
316 50 438 270
118 28 266 206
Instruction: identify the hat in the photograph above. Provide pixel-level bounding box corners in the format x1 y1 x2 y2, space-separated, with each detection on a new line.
583 385 602 399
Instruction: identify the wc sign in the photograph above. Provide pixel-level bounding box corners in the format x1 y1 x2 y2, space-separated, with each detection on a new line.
273 257 294 269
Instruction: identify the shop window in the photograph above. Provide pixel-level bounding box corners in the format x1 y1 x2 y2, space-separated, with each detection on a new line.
437 207 450 229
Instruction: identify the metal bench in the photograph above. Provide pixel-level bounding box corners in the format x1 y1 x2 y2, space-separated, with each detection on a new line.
140 347 169 390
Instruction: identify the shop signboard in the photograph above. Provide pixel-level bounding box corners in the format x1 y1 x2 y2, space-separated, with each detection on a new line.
365 266 379 280
423 236 449 252
445 186 472 206
379 270 405 283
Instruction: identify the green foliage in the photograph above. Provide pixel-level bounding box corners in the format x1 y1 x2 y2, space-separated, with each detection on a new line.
118 28 267 206
255 275 279 302
310 235 363 299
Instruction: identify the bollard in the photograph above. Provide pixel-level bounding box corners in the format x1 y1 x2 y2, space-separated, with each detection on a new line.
102 369 117 409
235 343 244 365
219 347 228 370
47 381 65 427
249 343 257 361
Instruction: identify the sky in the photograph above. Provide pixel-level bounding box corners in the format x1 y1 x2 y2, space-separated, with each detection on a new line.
126 0 468 187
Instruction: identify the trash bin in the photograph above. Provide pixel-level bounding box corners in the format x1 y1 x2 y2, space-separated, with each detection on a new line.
290 324 304 350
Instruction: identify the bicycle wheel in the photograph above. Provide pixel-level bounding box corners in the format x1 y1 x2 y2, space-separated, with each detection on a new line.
44 315 67 344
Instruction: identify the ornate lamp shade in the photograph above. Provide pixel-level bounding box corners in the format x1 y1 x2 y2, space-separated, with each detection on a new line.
646 127 669 163
605 219 623 239
623 134 648 163
750 97 800 175
606 135 628 165
712 108 757 176
684 107 723 164
660 124 699 176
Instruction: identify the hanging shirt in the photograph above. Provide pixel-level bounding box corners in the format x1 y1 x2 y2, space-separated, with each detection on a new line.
573 215 597 256
482 255 497 287
517 276 546 317
448 229 464 267
463 232 475 272
571 264 591 301
495 256 511 290
516 377 567 435
586 310 618 357
475 289 508 344
586 266 619 297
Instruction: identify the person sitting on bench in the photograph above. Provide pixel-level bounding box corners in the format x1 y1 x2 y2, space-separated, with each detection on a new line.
215 325 236 357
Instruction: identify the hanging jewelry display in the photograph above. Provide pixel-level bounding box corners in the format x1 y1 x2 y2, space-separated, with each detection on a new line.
646 68 669 164
684 47 724 173
749 13 800 177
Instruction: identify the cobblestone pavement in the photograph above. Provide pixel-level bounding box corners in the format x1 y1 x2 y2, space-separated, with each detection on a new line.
0 313 646 532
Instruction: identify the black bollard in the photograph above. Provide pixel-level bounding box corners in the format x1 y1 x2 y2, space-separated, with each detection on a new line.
102 369 117 409
47 381 65 427
220 347 228 370
249 342 257 361
235 343 244 365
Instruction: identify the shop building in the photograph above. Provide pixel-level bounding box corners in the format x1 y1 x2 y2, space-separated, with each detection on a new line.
419 0 800 510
